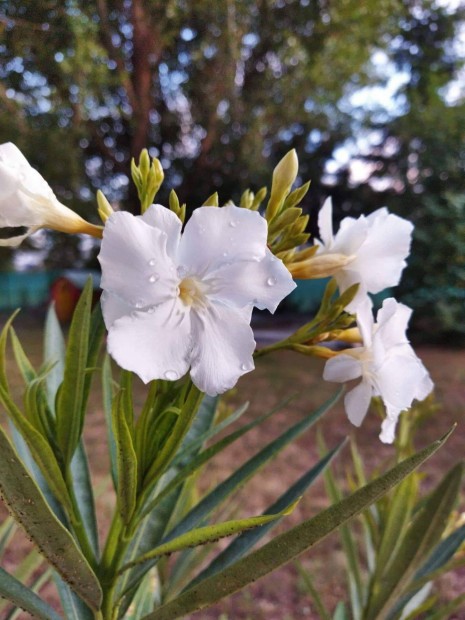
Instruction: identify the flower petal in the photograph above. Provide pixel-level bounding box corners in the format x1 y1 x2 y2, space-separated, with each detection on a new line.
107 299 191 384
101 290 133 327
323 353 363 383
344 380 373 426
141 204 182 260
99 211 178 308
205 248 296 312
178 205 268 278
349 210 413 293
333 268 371 313
374 298 411 349
189 302 256 396
317 197 334 247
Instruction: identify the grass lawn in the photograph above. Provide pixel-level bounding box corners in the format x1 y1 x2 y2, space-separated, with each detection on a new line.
1 314 465 619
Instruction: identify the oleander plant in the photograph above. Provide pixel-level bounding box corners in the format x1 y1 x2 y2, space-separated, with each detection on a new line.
0 143 462 620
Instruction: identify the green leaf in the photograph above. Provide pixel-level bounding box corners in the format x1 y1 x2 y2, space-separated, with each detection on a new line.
102 355 118 488
333 602 349 620
416 522 465 578
9 327 36 384
187 442 345 589
0 424 102 611
121 502 298 573
56 279 93 465
0 567 62 620
295 562 332 620
142 429 452 620
0 310 20 390
365 461 463 620
112 388 138 524
125 568 159 619
6 567 53 620
71 441 100 557
425 592 465 620
53 574 94 620
0 517 15 558
44 304 66 411
0 382 73 513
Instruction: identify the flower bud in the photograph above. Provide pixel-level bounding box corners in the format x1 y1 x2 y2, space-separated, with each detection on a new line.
0 142 102 246
289 252 355 279
266 149 298 220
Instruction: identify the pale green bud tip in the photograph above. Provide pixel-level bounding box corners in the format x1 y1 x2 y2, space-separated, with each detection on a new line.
273 149 298 192
96 190 114 223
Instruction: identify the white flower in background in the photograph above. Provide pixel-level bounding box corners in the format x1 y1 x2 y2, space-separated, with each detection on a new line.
315 198 413 311
323 298 433 443
0 142 101 246
99 204 296 396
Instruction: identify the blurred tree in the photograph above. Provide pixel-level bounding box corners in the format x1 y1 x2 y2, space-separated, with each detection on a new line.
0 0 464 316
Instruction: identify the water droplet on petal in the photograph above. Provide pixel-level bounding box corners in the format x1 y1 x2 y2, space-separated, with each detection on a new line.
266 277 277 286
148 258 156 266
229 220 237 228
164 370 178 381
135 299 143 308
222 251 229 257
240 363 249 371
147 306 155 314
149 274 159 283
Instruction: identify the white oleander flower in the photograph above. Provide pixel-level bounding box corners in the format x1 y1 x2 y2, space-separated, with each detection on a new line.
315 198 413 311
0 142 101 246
323 298 433 443
98 204 296 395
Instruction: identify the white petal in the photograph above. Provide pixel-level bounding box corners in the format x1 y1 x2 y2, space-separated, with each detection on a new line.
178 205 268 277
349 211 413 293
344 380 373 426
380 415 398 444
141 204 182 260
374 349 431 418
323 353 363 383
107 299 191 384
189 302 256 396
354 297 375 347
374 299 411 351
317 197 334 247
0 143 56 203
331 215 369 256
98 211 178 308
101 290 133 327
333 268 371 314
205 248 296 313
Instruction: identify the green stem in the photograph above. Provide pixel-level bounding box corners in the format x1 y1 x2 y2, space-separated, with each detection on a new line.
253 339 289 359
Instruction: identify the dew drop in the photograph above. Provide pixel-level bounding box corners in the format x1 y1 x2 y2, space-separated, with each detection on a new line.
148 274 159 283
266 277 277 286
240 363 249 371
147 306 155 314
164 370 178 381
148 258 156 266
229 220 237 228
135 299 144 308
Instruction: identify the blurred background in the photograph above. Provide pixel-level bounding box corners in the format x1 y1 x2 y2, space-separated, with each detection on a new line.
0 0 464 335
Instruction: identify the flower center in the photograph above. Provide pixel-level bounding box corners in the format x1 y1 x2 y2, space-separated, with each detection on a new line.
178 277 205 307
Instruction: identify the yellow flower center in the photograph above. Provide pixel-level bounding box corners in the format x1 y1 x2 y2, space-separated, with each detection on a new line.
178 277 205 307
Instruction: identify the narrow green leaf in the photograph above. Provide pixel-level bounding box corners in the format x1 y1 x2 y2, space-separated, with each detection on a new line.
142 430 453 620
0 567 62 620
6 568 53 620
0 383 73 513
81 301 105 417
56 279 93 465
187 442 345 588
140 396 296 521
71 441 100 557
425 592 465 620
121 502 298 573
0 310 20 389
295 562 332 620
125 568 159 619
0 517 15 558
44 304 66 411
53 574 94 620
113 389 138 524
417 522 465 578
0 424 102 611
9 327 36 384
333 602 349 620
365 461 463 620
102 355 118 488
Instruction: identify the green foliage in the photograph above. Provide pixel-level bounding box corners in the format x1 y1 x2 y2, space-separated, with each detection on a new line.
301 404 465 620
399 193 465 337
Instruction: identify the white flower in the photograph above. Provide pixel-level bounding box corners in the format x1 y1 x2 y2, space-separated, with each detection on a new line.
323 298 433 443
0 142 101 246
98 204 296 396
315 198 413 311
